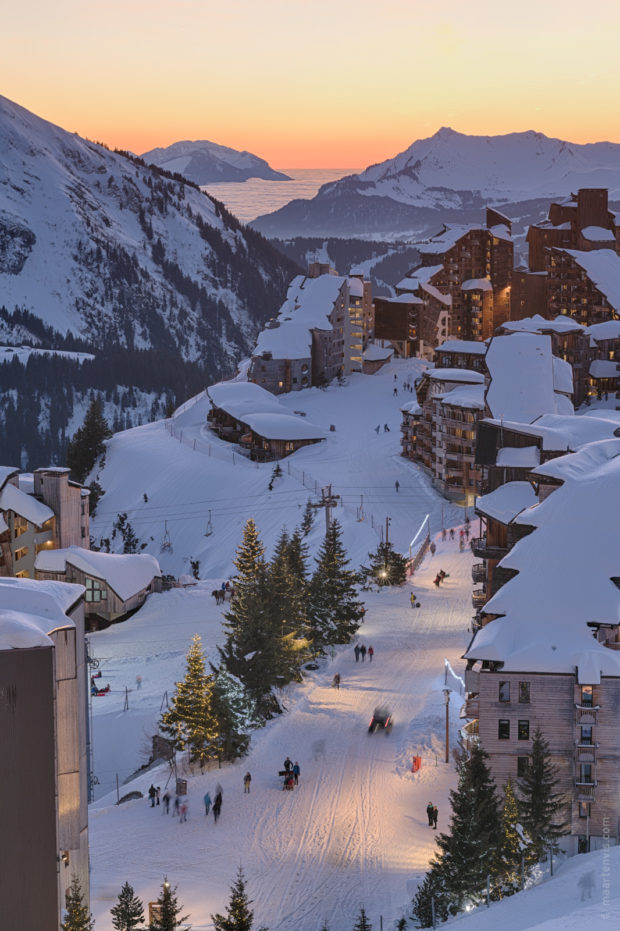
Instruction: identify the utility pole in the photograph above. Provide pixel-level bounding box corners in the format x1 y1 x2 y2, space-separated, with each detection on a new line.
385 516 391 546
310 484 341 534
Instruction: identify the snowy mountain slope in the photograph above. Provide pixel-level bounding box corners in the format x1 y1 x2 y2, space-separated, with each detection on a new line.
0 95 299 362
251 128 620 239
89 359 458 578
89 538 473 931
141 139 291 184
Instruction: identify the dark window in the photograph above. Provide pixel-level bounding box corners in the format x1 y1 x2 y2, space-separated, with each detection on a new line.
518 681 530 703
580 726 593 745
498 681 510 702
517 756 529 777
498 719 510 740
581 686 594 707
518 720 530 741
579 763 593 784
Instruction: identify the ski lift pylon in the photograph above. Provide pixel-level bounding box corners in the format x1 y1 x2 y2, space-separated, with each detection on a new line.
160 520 173 552
204 509 213 537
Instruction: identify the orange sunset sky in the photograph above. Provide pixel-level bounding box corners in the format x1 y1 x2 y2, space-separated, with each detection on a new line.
4 0 620 168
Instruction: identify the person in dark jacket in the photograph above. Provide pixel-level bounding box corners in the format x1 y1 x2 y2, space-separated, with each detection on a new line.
213 790 222 823
426 802 434 826
292 761 300 785
432 805 438 829
360 644 367 662
284 756 293 772
148 784 156 807
354 644 360 662
243 772 252 793
203 791 211 815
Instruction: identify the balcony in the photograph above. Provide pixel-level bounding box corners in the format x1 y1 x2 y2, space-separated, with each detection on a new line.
463 696 479 717
472 563 486 584
470 536 508 560
472 589 487 609
460 719 479 745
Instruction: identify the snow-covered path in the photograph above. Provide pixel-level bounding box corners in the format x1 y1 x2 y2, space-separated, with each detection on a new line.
89 535 473 930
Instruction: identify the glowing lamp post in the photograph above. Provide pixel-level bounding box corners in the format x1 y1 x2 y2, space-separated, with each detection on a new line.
443 688 450 763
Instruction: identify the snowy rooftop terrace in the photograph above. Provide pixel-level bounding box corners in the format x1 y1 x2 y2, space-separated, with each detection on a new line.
436 340 487 355
437 383 485 410
467 440 620 678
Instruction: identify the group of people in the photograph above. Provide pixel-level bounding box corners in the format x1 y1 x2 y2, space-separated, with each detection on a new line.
149 785 190 822
374 424 391 433
354 643 374 662
433 569 449 588
203 785 223 822
282 756 301 790
426 801 439 829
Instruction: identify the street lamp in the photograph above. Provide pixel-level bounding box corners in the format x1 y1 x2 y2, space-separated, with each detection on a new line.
443 688 450 763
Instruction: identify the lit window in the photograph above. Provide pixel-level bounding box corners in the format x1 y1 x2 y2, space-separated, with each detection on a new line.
14 546 28 562
581 686 594 707
518 720 530 741
498 681 510 703
578 802 590 819
518 681 530 703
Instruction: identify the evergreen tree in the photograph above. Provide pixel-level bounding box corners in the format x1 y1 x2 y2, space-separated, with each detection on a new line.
517 727 568 862
413 743 502 925
110 881 145 931
160 634 220 766
352 907 372 930
301 498 315 536
210 670 251 762
211 867 267 931
307 520 364 651
149 878 188 931
66 397 111 482
287 528 310 590
495 780 525 896
61 875 95 931
362 540 408 587
268 528 308 642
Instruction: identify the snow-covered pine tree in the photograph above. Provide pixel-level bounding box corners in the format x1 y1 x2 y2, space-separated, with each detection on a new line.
61 875 95 931
495 780 525 896
362 540 408 587
149 878 189 931
307 519 364 651
160 634 220 766
110 881 145 931
66 396 111 483
517 727 568 862
210 670 251 761
411 857 451 927
301 498 315 536
352 906 372 930
211 866 268 931
287 528 310 591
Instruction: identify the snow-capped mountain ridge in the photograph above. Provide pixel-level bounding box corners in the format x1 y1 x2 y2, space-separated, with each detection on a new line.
141 139 291 184
252 127 620 239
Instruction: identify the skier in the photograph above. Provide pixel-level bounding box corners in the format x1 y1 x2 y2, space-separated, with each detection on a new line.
203 791 211 816
426 802 434 826
432 805 438 830
213 790 222 823
395 480 400 492
148 784 156 808
360 644 367 662
244 772 252 793
354 644 360 662
292 761 300 785
368 646 374 662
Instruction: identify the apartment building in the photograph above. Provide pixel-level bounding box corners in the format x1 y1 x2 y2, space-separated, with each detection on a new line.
463 440 620 854
0 466 89 579
527 188 620 273
0 577 89 928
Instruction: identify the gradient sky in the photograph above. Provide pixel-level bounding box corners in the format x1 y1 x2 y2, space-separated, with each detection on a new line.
4 0 620 167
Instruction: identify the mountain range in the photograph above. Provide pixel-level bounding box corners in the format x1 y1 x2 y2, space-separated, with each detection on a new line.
251 128 620 239
141 139 291 185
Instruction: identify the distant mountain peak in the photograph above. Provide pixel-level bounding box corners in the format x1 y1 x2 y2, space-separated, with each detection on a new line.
140 139 291 185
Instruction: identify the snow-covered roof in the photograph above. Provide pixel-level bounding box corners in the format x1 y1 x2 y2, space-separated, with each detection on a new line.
0 466 19 491
401 401 422 415
496 446 541 468
465 439 620 677
364 344 394 361
589 359 620 378
500 314 585 335
485 333 570 423
483 411 620 452
253 274 346 361
562 249 620 310
0 482 54 526
475 480 538 524
437 340 487 355
383 294 424 305
586 320 620 341
0 577 83 651
552 355 574 395
581 226 616 242
438 383 486 410
428 368 485 384
239 412 326 442
421 282 451 305
207 381 325 441
35 546 162 602
461 278 492 292
395 264 443 292
417 225 481 256
489 223 512 242
347 277 364 297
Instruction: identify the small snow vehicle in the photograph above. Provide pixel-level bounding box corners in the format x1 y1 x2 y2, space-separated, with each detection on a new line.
368 706 393 734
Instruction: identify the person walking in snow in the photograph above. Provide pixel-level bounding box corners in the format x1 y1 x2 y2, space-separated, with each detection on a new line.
426 802 434 826
433 574 441 588
354 644 360 662
410 592 416 608
393 387 398 396
375 424 381 435
179 800 188 823
203 791 211 816
360 644 367 662
395 480 400 492
136 674 142 690
368 646 374 662
213 790 222 823
332 673 341 689
148 784 156 808
464 525 470 541
384 423 390 432
432 805 438 829
292 761 300 785
162 791 170 815
156 786 161 806
284 756 293 773
449 528 455 541
430 541 436 556
244 772 252 793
